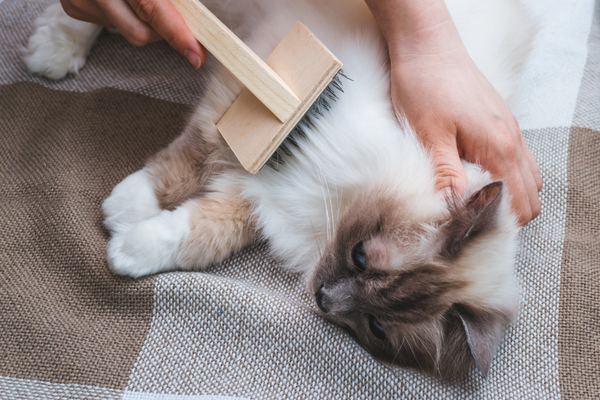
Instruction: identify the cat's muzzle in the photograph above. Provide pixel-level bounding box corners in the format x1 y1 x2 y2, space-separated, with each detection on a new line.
314 282 356 316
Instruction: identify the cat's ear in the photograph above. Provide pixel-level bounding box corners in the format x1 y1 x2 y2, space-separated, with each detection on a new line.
449 304 509 377
444 181 504 257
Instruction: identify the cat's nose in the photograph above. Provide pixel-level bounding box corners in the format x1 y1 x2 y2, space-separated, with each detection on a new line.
315 286 329 313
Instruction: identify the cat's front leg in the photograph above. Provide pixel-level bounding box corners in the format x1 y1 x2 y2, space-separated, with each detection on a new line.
23 2 102 80
177 174 256 269
105 172 256 277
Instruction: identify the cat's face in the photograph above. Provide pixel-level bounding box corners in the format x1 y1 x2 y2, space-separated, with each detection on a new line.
308 182 518 379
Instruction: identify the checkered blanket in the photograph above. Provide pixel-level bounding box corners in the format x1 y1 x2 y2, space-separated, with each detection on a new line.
1 0 599 398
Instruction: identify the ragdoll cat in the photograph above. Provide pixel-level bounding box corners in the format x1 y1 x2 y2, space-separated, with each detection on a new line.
25 0 535 379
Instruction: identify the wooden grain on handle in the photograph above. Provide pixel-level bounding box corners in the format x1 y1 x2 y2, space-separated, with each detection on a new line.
217 22 343 174
170 0 301 123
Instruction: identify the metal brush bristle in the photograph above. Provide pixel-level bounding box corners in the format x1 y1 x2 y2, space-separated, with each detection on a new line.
265 70 352 170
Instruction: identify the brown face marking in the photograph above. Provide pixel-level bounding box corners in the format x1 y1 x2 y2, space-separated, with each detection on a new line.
312 189 462 320
358 265 459 323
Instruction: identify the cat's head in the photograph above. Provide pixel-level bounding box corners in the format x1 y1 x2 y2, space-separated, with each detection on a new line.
308 181 519 379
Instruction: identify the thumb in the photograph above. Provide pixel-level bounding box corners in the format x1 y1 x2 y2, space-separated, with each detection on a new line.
430 140 468 197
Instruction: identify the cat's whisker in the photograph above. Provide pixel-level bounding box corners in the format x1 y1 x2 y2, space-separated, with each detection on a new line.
322 172 334 242
315 163 333 242
330 179 341 236
406 331 432 372
324 172 336 241
422 329 442 371
315 235 325 264
391 336 406 365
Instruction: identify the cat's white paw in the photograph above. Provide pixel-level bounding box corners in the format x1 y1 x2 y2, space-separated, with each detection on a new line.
103 170 161 233
107 208 191 277
23 3 102 80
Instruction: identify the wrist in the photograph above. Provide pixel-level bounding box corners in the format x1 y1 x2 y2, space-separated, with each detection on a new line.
365 0 464 61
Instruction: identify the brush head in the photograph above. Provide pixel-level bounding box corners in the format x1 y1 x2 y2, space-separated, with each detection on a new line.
265 70 352 171
216 22 342 174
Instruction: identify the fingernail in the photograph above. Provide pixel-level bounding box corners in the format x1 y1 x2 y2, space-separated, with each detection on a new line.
183 49 201 68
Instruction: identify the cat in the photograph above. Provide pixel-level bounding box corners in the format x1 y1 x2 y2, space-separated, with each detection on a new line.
24 0 536 379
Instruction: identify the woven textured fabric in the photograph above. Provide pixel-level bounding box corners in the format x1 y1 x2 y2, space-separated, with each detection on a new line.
560 126 600 400
559 8 600 397
0 82 186 389
1 0 599 399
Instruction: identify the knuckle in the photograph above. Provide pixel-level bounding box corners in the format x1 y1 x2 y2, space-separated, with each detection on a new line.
434 166 467 193
71 0 87 8
435 163 461 180
133 0 158 24
125 26 153 46
497 133 518 160
533 169 544 191
507 116 521 136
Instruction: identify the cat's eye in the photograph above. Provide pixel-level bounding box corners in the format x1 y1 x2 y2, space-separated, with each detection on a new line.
368 315 386 340
351 241 366 271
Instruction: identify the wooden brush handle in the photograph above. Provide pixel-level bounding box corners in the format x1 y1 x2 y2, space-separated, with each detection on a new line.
170 0 301 122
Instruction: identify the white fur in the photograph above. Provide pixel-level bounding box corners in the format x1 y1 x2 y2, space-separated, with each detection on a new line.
229 0 529 301
102 169 192 277
107 207 191 277
23 2 102 80
102 170 161 233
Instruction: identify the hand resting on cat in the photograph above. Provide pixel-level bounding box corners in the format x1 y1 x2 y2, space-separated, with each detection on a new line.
365 0 543 226
24 0 536 380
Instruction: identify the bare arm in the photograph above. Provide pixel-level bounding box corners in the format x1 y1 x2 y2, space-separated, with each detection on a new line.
365 0 542 225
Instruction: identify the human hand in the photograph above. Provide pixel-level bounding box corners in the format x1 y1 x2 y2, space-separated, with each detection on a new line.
60 0 206 67
365 0 542 226
388 23 542 226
